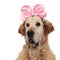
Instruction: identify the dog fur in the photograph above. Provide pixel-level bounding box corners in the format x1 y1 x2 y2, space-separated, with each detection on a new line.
17 16 55 60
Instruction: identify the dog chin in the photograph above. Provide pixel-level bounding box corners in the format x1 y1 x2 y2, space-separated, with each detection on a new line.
28 41 39 47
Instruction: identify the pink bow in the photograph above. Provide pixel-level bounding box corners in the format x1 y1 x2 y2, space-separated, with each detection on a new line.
21 4 47 21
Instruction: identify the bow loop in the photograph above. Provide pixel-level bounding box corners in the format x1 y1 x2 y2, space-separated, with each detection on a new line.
21 5 32 21
33 4 47 18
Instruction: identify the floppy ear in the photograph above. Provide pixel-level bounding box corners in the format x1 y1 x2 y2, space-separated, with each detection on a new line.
43 19 54 35
18 22 25 35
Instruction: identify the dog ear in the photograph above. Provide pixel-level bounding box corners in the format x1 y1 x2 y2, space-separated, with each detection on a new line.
43 19 54 35
18 22 25 35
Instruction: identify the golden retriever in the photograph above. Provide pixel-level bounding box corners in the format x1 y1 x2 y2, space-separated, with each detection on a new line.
17 15 56 60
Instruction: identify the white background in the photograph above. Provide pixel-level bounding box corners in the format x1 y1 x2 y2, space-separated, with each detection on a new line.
0 0 60 60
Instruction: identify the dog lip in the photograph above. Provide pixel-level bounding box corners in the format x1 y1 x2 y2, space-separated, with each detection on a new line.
28 39 39 47
29 39 33 43
36 42 39 46
28 39 35 44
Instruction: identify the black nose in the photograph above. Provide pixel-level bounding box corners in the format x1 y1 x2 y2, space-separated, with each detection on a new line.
27 30 34 39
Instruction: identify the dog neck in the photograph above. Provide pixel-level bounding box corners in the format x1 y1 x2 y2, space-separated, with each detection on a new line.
23 35 49 60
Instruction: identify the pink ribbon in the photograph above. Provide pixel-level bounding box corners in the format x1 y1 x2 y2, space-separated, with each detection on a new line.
21 4 47 21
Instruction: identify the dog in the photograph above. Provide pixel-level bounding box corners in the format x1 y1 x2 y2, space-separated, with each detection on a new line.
17 15 55 60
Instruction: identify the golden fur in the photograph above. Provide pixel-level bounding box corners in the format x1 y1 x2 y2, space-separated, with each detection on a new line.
17 16 55 60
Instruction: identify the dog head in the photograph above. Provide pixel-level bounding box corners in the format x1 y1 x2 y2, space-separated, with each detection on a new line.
18 16 54 47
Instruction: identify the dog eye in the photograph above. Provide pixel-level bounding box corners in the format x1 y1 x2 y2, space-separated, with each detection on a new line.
26 23 30 27
36 22 40 26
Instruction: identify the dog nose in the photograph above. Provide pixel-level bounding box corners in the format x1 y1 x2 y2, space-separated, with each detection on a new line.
27 30 34 39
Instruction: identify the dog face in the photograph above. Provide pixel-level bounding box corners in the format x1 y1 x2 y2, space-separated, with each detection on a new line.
18 16 54 47
25 16 44 46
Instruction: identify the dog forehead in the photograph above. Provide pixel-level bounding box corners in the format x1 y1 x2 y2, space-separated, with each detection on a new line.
26 16 43 24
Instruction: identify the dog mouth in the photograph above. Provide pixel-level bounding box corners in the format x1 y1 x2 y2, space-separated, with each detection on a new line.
28 39 39 47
